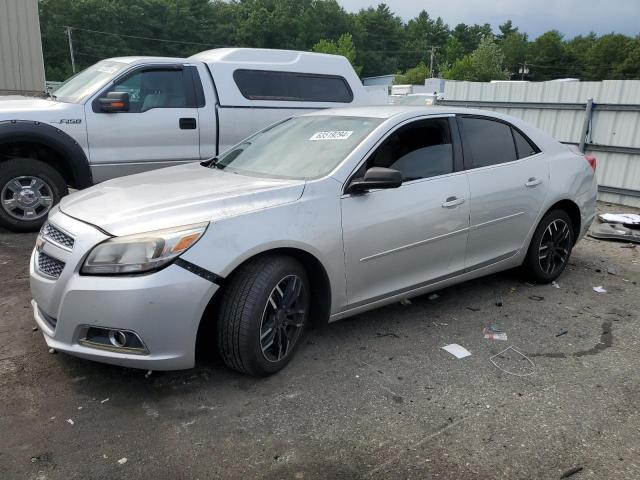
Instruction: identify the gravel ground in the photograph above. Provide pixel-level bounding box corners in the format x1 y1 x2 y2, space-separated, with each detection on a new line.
1 202 639 480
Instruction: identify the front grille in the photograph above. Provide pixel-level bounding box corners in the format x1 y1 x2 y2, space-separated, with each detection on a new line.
37 252 66 279
43 223 75 250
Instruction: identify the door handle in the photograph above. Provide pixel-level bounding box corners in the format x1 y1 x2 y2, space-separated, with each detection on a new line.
525 177 542 187
442 196 465 208
179 117 197 130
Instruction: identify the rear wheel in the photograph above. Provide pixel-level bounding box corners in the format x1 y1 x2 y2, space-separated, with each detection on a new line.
217 255 309 376
0 158 68 232
522 209 574 283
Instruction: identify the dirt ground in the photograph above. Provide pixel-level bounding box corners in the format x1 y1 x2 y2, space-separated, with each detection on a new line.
1 202 639 480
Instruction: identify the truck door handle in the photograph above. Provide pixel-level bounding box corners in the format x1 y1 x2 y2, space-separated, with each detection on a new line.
179 118 197 130
442 196 465 208
525 177 542 187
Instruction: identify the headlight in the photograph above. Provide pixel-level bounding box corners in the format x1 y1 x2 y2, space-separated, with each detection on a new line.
81 223 208 275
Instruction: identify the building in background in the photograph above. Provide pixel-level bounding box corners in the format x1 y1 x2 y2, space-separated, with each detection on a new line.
0 0 45 95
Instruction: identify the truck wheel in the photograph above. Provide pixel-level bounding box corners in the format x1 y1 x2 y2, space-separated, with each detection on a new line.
522 209 574 283
0 158 68 232
218 255 309 376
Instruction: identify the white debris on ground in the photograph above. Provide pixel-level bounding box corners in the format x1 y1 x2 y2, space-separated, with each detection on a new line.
442 344 472 359
117 457 127 465
593 286 607 293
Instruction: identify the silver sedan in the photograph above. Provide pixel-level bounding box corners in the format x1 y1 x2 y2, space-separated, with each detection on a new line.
30 106 597 375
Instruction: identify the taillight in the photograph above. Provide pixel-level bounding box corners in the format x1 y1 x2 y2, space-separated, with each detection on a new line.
585 154 596 172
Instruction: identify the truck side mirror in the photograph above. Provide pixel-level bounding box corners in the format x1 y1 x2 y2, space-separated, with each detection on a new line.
98 92 130 113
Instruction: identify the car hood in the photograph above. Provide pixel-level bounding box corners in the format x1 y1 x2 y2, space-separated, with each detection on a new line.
59 162 306 236
0 96 84 121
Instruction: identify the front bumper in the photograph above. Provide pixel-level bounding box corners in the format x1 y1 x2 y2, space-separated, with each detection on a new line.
30 211 218 370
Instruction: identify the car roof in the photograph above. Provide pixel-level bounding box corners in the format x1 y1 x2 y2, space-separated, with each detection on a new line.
304 106 498 119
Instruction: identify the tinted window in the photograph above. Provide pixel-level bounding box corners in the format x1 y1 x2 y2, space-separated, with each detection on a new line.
460 117 517 168
233 69 353 103
513 128 539 159
366 119 453 181
111 69 195 112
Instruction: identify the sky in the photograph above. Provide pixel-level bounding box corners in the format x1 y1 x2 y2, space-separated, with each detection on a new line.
338 0 640 38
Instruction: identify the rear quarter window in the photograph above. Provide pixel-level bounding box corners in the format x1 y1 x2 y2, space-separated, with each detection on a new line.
233 69 353 103
459 117 517 168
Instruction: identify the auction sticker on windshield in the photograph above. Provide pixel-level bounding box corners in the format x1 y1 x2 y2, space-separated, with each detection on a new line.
309 131 354 141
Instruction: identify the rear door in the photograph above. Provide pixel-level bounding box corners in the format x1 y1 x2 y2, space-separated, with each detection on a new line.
458 115 548 269
341 116 470 308
85 65 202 182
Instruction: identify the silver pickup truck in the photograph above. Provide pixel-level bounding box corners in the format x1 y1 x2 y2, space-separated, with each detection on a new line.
0 48 371 231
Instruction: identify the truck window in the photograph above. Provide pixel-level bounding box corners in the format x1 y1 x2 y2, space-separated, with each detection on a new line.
109 68 196 112
233 69 353 103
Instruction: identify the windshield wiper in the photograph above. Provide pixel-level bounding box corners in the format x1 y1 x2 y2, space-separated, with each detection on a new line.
200 156 225 170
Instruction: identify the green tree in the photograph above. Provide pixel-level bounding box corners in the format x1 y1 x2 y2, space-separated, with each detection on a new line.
394 62 431 84
529 30 567 80
312 33 362 75
443 37 508 81
497 20 518 41
500 32 529 78
587 34 633 80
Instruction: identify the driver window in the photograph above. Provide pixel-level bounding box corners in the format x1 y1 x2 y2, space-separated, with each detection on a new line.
110 69 193 112
365 118 453 182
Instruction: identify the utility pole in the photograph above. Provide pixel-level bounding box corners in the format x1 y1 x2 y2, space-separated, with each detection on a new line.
65 26 76 74
519 61 529 80
427 45 440 76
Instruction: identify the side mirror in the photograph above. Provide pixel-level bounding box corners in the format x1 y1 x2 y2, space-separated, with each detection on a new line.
346 167 403 194
98 92 130 113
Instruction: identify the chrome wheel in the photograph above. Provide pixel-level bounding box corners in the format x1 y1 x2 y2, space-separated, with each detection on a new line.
259 274 306 363
1 176 54 221
538 219 571 275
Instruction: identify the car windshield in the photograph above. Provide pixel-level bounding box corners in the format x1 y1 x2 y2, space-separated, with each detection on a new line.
211 115 383 180
53 60 129 103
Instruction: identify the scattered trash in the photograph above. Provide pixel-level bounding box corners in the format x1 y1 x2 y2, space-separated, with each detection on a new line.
495 301 503 307
442 344 472 359
32 326 38 332
376 332 400 338
466 306 480 312
510 287 517 293
427 293 439 301
77 406 83 410
117 457 128 465
593 286 607 293
590 223 640 243
529 295 544 301
66 419 74 425
431 322 448 327
560 466 583 478
524 282 535 287
551 281 560 289
489 346 536 377
49 416 55 420
103 454 108 459
100 398 110 404
483 325 508 341
144 370 153 379
598 213 640 225
621 244 637 249
399 299 412 306
556 330 568 337
607 266 617 275
48 348 56 354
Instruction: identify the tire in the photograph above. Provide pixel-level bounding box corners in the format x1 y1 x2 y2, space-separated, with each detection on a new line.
522 209 574 283
0 158 68 232
217 255 310 376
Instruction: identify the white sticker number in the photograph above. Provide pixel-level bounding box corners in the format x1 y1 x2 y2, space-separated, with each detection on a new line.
309 131 354 141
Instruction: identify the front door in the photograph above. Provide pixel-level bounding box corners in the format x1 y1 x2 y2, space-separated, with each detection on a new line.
85 66 201 182
341 117 470 308
458 115 549 269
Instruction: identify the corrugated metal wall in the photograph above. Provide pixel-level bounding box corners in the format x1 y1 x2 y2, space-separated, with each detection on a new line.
0 0 45 94
443 80 640 207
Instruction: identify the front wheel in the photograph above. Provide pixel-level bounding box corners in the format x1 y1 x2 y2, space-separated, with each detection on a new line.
217 255 309 376
522 209 574 283
0 158 68 232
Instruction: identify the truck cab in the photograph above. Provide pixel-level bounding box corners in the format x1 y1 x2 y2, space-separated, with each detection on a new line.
0 48 370 231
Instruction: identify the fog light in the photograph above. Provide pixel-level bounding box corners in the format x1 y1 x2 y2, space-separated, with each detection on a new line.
78 326 148 355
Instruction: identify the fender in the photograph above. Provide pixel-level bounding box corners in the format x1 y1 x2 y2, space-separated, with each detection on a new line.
0 120 93 188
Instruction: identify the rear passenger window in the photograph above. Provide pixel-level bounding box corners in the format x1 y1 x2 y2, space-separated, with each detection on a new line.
460 117 517 168
233 69 353 103
513 128 539 159
365 118 453 181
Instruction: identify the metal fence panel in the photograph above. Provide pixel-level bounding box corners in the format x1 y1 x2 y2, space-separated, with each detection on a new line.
0 0 45 94
443 80 640 207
